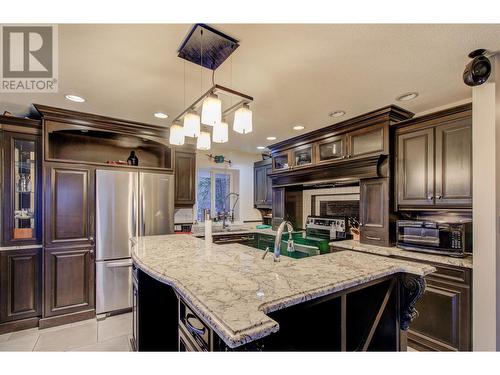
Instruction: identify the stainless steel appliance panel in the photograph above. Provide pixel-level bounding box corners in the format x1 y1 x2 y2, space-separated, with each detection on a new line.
139 172 174 236
96 259 133 314
96 169 138 261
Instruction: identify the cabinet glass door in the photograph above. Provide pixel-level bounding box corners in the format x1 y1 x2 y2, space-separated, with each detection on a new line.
317 136 344 162
293 145 313 167
273 153 290 171
13 139 36 240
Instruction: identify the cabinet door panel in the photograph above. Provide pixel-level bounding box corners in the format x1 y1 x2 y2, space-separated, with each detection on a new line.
45 165 94 246
397 128 434 206
174 151 196 206
0 248 42 322
265 165 273 206
347 124 386 158
44 247 95 317
435 120 472 206
254 165 267 205
272 187 285 230
360 178 389 246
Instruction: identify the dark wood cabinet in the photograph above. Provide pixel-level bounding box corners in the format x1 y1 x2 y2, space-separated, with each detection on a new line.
1 129 42 247
347 123 387 159
271 187 285 230
44 164 95 247
396 104 472 209
360 178 390 246
435 120 472 206
393 259 472 351
43 246 95 318
174 150 196 206
0 248 42 323
397 128 434 206
315 135 346 164
254 159 272 208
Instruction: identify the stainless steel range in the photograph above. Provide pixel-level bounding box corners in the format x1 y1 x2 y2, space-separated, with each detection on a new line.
305 216 348 241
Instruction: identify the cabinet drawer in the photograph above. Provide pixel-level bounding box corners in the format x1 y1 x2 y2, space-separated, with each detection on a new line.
360 227 389 246
179 299 210 351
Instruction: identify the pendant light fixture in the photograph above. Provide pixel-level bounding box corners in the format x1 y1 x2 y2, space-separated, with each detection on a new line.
183 109 201 137
197 131 211 150
233 103 253 134
213 119 228 143
201 93 222 126
169 121 185 146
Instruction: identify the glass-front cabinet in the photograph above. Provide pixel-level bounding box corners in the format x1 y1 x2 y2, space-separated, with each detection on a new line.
292 144 313 168
2 132 41 246
315 135 346 163
272 151 290 172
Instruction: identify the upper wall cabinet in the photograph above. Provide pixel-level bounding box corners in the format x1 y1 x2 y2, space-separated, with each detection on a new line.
0 116 42 247
174 149 196 207
34 105 173 172
254 158 272 208
396 104 472 209
315 135 346 164
346 123 387 159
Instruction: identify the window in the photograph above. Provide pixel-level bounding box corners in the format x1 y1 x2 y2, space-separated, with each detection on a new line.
196 168 240 222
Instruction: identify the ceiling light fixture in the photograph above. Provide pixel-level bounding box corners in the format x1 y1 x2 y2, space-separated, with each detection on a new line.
329 110 346 118
233 103 253 134
213 120 229 143
65 94 85 103
201 93 222 126
197 131 211 151
154 112 168 119
183 110 201 138
169 122 185 146
396 92 419 101
293 125 305 131
266 136 277 141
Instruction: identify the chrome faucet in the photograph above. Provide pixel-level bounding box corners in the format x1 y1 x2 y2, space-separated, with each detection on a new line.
262 221 295 262
222 192 240 229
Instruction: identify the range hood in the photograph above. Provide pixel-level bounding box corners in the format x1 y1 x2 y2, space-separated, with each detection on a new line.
269 154 385 188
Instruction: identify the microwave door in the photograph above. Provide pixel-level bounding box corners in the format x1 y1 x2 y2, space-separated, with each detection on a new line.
398 226 440 247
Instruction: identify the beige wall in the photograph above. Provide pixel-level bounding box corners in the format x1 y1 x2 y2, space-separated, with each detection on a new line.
472 54 500 350
196 148 262 222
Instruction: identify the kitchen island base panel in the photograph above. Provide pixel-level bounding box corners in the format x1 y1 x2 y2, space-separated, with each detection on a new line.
135 269 423 351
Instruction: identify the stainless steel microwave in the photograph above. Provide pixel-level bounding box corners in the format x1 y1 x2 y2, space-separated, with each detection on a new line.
396 220 472 257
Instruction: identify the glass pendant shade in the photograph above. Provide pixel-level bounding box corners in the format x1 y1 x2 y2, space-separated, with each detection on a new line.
169 122 185 146
197 131 211 151
201 93 222 126
183 110 201 137
212 120 229 143
233 104 253 134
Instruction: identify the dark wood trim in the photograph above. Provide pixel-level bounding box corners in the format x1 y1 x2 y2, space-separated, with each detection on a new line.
0 115 41 131
270 154 384 188
268 105 414 153
38 309 95 329
394 103 472 133
0 316 39 335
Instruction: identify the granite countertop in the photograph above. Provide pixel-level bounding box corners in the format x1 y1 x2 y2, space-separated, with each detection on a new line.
330 240 473 269
132 234 434 348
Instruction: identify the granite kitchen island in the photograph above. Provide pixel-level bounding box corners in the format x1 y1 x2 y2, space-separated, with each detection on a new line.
131 234 435 351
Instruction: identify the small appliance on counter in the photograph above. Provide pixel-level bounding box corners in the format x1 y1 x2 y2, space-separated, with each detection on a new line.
305 216 349 241
396 219 472 257
174 223 193 233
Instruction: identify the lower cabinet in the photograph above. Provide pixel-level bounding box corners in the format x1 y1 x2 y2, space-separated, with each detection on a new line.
393 256 472 351
0 248 42 323
43 246 95 318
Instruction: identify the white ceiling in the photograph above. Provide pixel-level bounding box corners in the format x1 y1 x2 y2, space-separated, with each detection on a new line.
2 24 500 153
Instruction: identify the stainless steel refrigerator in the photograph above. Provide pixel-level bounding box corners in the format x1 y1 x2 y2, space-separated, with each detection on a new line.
95 170 174 315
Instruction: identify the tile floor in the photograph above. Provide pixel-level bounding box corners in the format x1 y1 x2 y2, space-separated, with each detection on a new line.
0 312 132 352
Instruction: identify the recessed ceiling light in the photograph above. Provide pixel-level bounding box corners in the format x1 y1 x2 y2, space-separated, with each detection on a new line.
396 92 419 101
257 146 266 150
329 110 346 118
154 112 169 119
266 136 277 141
65 94 85 103
293 125 305 131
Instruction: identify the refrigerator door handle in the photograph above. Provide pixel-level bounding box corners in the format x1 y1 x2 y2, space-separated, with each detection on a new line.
105 260 133 268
